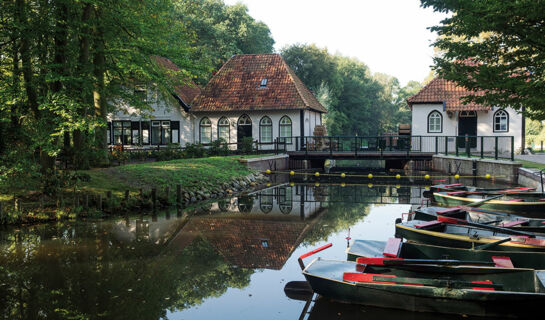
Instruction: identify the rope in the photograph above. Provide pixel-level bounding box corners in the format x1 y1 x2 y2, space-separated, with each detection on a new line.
263 170 502 179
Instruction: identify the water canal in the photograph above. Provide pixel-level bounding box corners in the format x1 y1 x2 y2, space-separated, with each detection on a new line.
0 175 513 320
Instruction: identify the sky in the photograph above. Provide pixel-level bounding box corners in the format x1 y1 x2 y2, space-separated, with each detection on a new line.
223 0 448 86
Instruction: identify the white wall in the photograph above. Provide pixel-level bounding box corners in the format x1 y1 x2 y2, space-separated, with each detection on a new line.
411 104 523 153
107 91 194 146
193 110 303 150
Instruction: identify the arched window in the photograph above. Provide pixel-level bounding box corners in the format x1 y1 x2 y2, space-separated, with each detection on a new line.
259 189 273 214
279 116 292 144
218 117 230 142
199 117 212 144
427 111 442 133
259 116 273 143
493 110 509 132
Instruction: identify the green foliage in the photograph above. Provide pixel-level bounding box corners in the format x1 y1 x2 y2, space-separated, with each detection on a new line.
422 0 545 119
239 137 254 154
282 44 422 136
208 138 229 156
183 142 207 158
174 0 275 83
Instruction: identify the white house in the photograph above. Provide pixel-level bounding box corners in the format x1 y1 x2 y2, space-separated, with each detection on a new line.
408 77 525 154
190 54 327 150
107 56 200 147
108 54 327 150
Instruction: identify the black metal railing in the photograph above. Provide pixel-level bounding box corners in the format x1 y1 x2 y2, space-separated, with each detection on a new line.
290 135 515 161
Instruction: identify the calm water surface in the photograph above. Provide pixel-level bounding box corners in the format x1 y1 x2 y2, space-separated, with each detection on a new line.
0 177 512 319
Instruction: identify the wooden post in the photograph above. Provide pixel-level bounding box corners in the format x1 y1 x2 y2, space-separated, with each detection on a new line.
176 185 182 206
75 194 80 208
165 186 170 205
124 190 129 203
151 188 157 211
0 202 2 216
40 196 44 209
84 194 89 210
106 191 112 210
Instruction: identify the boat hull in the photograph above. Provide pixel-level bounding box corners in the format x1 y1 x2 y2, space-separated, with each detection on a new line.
433 193 545 218
303 259 545 318
347 239 545 269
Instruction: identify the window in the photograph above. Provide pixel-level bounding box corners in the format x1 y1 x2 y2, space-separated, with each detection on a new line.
278 186 293 214
131 122 140 145
279 116 292 144
134 85 147 102
141 122 150 144
113 121 132 145
238 115 252 126
259 116 273 143
260 78 268 88
151 121 161 145
427 111 442 133
161 121 171 144
494 110 509 132
200 117 212 144
171 121 180 144
218 117 230 142
260 189 273 213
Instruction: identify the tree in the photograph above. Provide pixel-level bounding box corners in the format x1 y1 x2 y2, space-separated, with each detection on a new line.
422 0 545 119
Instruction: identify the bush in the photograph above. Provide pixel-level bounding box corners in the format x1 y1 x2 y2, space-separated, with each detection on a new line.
239 137 255 154
208 139 229 156
183 143 207 158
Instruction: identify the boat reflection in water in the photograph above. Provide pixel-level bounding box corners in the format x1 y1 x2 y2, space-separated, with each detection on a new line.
300 296 488 320
0 182 430 319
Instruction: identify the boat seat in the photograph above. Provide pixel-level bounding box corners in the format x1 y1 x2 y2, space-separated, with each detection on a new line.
508 199 524 202
471 280 496 291
415 220 443 229
382 238 402 257
492 256 514 268
500 220 527 227
444 183 463 187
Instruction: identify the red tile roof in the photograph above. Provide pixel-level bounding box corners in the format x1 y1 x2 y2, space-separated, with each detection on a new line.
407 77 489 111
191 54 327 113
151 56 201 106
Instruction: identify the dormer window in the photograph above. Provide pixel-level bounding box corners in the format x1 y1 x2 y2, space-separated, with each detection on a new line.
134 85 147 102
260 78 268 88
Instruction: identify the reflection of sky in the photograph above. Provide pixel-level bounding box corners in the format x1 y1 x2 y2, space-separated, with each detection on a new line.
169 203 410 320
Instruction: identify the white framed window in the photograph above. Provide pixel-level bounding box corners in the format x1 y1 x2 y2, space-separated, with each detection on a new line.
493 110 509 132
200 117 212 144
151 121 161 145
259 116 273 143
279 116 292 144
427 111 442 133
218 117 230 142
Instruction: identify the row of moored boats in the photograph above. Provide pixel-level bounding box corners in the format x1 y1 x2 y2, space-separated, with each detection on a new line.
293 183 545 318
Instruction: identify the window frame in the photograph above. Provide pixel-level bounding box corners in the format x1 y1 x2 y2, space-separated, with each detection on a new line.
278 115 293 144
259 116 273 143
427 110 443 133
199 117 212 144
217 117 230 143
493 109 509 133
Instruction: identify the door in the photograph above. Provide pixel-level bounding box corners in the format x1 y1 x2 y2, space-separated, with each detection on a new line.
237 115 253 149
457 111 477 148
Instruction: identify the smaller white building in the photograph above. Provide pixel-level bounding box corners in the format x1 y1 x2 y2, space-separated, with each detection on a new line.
107 56 200 147
408 77 525 154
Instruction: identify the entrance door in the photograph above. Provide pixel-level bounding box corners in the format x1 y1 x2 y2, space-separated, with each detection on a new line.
457 111 477 148
237 115 253 148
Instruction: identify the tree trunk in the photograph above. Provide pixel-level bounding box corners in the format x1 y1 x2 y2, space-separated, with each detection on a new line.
93 6 109 166
73 4 93 169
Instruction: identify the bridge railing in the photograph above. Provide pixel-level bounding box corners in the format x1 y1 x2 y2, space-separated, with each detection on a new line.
286 135 515 160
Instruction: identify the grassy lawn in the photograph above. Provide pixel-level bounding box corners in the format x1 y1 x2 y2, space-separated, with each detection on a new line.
79 155 256 196
515 159 545 170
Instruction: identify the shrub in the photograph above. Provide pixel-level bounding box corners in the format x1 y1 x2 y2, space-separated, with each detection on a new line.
239 137 255 154
208 139 230 156
183 143 207 158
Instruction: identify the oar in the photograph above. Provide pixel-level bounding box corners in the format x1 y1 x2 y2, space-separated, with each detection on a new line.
465 194 504 208
437 216 536 237
356 257 495 267
474 238 512 250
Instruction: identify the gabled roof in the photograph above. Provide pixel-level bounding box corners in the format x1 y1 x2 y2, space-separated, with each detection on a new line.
407 77 489 111
191 54 327 113
151 56 201 112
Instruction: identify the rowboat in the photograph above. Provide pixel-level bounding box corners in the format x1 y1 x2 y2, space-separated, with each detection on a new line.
412 206 545 233
346 238 545 269
429 183 536 194
433 191 545 217
299 245 545 318
395 219 545 252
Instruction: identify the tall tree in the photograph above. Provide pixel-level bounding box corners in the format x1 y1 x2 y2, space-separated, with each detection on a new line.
422 0 545 119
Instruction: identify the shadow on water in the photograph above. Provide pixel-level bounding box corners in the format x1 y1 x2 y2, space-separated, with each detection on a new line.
0 178 513 319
